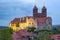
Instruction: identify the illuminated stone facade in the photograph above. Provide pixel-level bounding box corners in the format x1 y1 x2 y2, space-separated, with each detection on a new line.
9 5 52 31
9 16 35 31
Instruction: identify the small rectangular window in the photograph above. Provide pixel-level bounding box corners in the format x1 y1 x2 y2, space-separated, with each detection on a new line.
16 23 19 27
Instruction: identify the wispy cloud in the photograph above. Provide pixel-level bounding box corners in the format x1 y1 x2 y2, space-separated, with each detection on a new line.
0 0 60 26
0 0 36 4
0 2 33 26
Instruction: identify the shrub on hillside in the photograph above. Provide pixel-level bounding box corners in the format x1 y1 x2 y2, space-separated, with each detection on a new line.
27 27 36 32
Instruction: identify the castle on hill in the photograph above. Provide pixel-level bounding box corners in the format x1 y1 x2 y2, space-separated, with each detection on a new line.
9 6 52 31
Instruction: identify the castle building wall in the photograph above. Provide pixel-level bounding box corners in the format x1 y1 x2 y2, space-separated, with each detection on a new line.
37 22 46 30
37 22 52 30
10 16 35 31
46 17 52 30
36 17 52 31
9 6 52 31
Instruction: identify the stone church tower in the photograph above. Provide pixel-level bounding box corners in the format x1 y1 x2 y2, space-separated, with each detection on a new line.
33 5 52 30
33 5 38 19
33 6 47 18
42 6 47 17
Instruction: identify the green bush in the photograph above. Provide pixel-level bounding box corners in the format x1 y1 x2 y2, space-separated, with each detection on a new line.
37 30 53 40
27 27 36 32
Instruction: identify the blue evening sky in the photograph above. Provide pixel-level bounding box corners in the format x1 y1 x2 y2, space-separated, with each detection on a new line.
0 0 60 26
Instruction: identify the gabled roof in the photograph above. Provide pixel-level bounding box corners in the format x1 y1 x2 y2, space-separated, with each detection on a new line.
37 17 47 23
11 18 20 24
10 16 33 24
52 34 60 38
26 16 33 19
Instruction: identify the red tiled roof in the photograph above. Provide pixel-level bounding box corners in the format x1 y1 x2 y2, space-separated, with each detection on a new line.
37 17 47 23
26 16 33 19
11 18 20 24
10 16 33 24
52 34 60 39
52 34 60 37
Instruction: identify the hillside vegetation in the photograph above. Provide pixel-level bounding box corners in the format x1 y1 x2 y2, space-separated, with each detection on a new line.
0 27 13 40
0 26 60 40
33 30 60 40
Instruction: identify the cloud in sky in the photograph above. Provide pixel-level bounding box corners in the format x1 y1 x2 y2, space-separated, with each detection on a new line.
0 0 60 26
0 0 36 4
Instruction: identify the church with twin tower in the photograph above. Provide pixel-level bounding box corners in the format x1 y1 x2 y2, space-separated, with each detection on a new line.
33 5 52 30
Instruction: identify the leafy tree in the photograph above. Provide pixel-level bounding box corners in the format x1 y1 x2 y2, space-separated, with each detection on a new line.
37 30 53 40
52 30 60 34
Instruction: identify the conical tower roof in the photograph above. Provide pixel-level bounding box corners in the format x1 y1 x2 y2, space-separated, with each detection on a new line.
33 5 38 9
